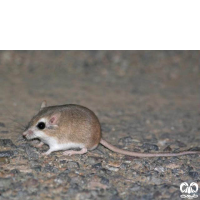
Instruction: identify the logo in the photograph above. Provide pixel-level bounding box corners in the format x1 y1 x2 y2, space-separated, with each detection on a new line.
180 182 198 199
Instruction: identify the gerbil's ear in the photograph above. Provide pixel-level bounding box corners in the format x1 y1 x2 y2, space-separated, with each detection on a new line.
49 113 61 125
40 100 47 110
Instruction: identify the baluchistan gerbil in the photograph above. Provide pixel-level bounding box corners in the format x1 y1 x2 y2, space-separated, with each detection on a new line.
23 101 200 157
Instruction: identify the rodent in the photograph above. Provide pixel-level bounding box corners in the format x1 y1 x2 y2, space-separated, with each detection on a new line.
23 101 200 157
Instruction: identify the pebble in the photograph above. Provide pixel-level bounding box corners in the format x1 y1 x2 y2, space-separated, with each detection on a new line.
43 164 58 173
0 122 6 127
0 151 14 157
108 160 122 168
66 161 80 169
25 146 39 160
189 171 199 179
105 166 119 172
0 139 16 148
0 178 12 188
0 157 9 164
141 143 159 151
92 163 102 169
0 131 9 134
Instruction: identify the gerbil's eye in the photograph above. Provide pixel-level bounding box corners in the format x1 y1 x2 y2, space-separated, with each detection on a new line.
37 122 46 130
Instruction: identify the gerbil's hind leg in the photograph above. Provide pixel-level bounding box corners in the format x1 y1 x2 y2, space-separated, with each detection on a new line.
63 148 87 156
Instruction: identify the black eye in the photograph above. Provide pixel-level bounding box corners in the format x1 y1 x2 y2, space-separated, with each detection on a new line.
37 122 45 130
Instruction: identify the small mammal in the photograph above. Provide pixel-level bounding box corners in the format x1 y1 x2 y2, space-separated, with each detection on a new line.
23 101 200 157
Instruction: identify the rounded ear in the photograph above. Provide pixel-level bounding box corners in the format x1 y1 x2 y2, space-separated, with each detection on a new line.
49 113 61 125
40 100 47 110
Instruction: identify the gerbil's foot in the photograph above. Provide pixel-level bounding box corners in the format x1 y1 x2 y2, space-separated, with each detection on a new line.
35 142 44 148
63 148 87 156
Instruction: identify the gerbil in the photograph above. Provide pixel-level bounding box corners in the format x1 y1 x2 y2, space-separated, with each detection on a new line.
23 101 200 157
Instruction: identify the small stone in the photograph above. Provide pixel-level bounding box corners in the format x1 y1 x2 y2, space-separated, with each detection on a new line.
55 172 70 184
108 160 122 168
10 169 20 174
32 166 42 172
118 136 134 144
0 131 9 134
151 176 162 185
153 191 162 199
24 178 39 187
176 140 187 148
110 195 122 200
0 151 14 157
154 166 165 173
0 122 5 127
25 146 39 160
92 163 102 169
0 157 9 164
43 164 58 173
0 178 12 188
100 176 109 185
0 139 16 148
166 163 180 169
120 163 127 169
105 166 119 172
163 145 172 152
66 161 80 169
189 171 199 179
141 143 159 151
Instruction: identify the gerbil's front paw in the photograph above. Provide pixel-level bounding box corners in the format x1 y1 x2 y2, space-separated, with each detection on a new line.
35 142 44 148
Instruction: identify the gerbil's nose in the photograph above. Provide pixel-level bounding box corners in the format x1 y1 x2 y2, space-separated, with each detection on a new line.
23 130 33 136
23 131 27 136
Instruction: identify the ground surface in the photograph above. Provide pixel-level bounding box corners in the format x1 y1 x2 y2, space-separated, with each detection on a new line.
0 51 200 200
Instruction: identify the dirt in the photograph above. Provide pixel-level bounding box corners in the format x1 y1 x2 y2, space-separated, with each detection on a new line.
0 51 200 199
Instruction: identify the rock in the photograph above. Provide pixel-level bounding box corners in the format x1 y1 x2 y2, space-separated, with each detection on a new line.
0 122 5 127
0 139 16 148
176 140 187 148
0 157 9 164
66 161 80 169
0 178 12 188
23 178 39 187
141 143 159 151
0 131 9 134
99 176 109 185
189 171 199 179
118 136 134 144
110 195 122 200
55 172 70 184
32 166 42 172
25 146 39 160
163 145 172 152
92 163 102 169
10 169 20 174
43 164 58 173
108 160 122 168
0 151 14 157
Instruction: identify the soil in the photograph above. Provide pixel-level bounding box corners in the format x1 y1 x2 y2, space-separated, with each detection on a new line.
0 51 200 200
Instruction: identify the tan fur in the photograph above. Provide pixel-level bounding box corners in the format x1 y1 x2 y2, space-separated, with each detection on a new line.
27 104 101 150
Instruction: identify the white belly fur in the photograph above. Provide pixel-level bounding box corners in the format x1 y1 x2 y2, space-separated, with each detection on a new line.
41 136 85 152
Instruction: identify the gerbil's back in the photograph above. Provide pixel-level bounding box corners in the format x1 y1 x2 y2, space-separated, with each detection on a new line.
57 105 101 150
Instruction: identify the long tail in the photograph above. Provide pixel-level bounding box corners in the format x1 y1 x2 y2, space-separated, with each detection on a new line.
100 139 200 157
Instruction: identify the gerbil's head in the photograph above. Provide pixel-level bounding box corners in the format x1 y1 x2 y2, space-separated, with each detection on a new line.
23 101 61 140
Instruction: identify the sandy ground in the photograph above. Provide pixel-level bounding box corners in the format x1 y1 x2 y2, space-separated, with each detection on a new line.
0 51 200 199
